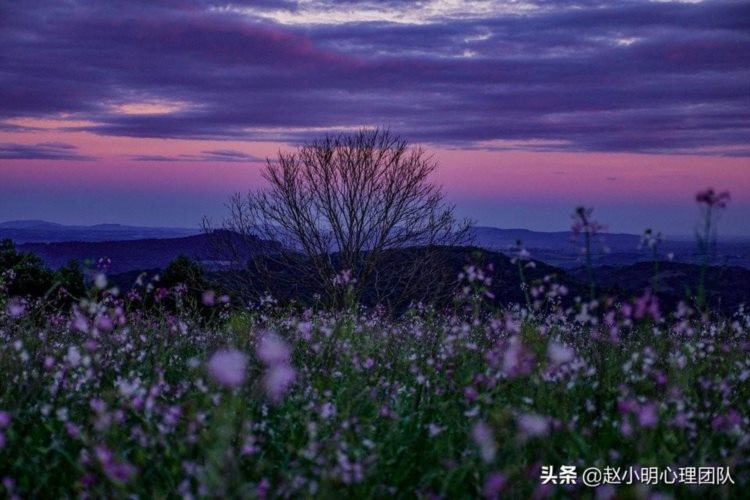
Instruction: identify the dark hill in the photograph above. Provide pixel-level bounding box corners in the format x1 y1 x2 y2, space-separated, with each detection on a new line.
571 261 750 313
18 231 278 274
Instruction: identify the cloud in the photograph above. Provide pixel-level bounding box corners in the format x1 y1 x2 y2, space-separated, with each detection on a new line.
1 0 748 155
128 149 265 162
0 142 95 160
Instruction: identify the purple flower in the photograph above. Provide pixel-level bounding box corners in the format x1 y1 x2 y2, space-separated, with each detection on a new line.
0 411 10 428
696 188 730 209
105 461 137 483
483 472 506 498
332 269 355 286
7 299 25 318
264 365 296 402
633 290 660 321
256 332 296 402
517 413 550 438
319 402 336 420
94 315 113 331
471 422 496 463
257 332 292 365
65 422 81 439
207 349 248 387
96 445 137 483
502 336 536 377
636 403 658 428
201 290 216 307
547 341 575 365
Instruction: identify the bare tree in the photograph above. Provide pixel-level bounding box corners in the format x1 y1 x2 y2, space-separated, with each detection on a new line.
204 129 471 307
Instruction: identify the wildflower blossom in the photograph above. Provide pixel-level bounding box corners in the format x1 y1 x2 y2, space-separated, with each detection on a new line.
517 413 550 439
201 290 215 307
94 273 108 290
428 423 443 437
483 472 506 499
7 299 25 318
207 349 247 387
471 422 497 463
696 188 730 209
547 341 575 365
257 332 295 402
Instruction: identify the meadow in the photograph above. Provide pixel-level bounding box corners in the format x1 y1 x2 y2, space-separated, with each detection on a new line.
1 259 748 499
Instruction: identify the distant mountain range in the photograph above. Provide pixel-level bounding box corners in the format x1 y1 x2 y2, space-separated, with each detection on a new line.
0 220 199 243
3 220 749 312
3 220 750 271
15 231 278 274
470 226 750 269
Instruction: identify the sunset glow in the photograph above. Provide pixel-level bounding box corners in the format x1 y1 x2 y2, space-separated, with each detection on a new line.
1 0 748 234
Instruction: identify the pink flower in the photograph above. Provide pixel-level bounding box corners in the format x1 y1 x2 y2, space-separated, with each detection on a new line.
207 349 247 387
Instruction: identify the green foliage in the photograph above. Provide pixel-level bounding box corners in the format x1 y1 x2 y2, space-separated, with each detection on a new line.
0 238 54 297
54 260 86 301
161 254 206 291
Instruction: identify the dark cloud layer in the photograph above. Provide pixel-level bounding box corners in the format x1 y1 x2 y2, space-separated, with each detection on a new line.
0 142 95 161
1 0 748 155
128 149 265 162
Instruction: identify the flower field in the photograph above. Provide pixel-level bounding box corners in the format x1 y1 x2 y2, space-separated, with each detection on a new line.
1 269 748 499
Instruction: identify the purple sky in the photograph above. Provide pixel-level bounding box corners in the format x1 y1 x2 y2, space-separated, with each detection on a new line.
1 0 748 235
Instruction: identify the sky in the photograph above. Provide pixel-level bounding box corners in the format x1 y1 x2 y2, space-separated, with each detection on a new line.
1 0 748 235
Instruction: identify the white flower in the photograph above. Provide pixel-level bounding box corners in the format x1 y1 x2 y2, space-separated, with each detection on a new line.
94 273 108 290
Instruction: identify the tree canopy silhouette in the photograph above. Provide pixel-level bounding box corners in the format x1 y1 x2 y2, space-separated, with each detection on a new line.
206 129 470 307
